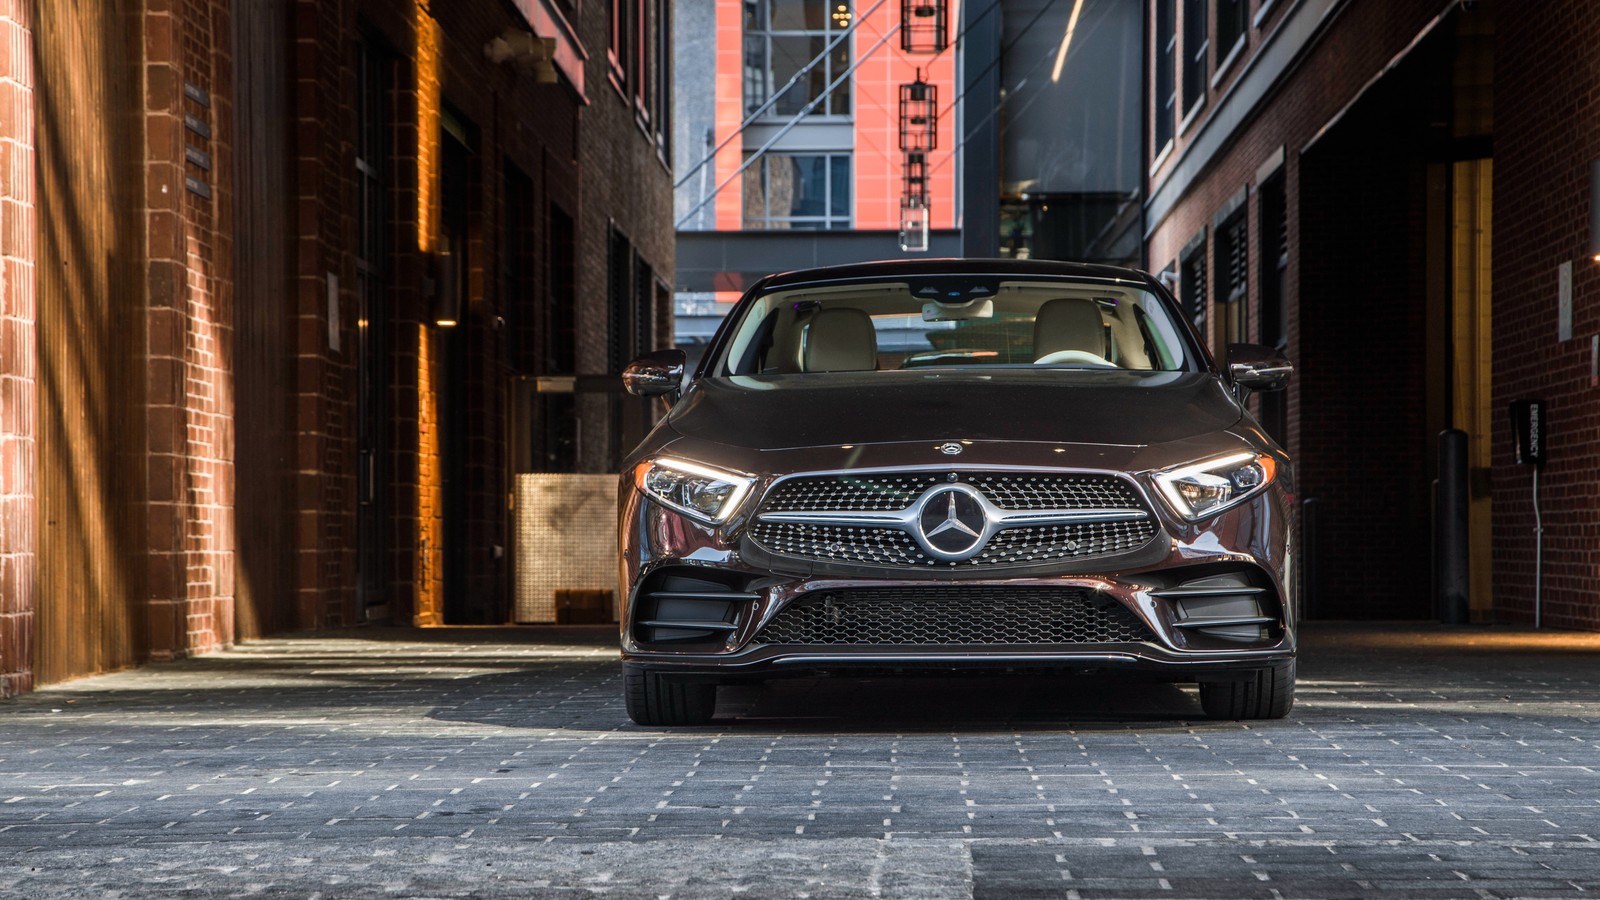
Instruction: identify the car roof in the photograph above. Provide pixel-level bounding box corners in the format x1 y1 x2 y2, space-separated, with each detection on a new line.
757 257 1156 291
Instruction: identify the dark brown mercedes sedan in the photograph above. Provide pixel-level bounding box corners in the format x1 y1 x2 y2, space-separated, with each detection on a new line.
618 259 1295 725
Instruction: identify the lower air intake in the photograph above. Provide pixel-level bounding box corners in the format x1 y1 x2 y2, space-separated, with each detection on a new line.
755 587 1156 646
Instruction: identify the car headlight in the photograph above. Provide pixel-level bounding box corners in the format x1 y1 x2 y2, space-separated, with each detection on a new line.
1153 451 1277 521
634 458 755 524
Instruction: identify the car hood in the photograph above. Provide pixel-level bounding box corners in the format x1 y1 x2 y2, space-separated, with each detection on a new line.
664 370 1243 450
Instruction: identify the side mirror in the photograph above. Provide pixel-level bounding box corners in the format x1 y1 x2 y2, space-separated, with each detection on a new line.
1225 343 1292 392
622 349 687 397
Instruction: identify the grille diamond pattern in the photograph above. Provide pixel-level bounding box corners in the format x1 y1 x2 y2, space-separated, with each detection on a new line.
968 521 1155 567
748 522 923 567
965 473 1143 510
750 471 1158 568
756 587 1157 645
762 474 945 512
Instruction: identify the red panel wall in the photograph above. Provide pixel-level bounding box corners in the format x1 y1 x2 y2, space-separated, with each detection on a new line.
713 0 958 230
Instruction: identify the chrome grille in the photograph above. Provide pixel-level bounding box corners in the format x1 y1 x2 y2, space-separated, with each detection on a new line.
748 522 923 567
755 587 1157 645
968 521 1156 567
749 471 1158 568
965 473 1144 510
761 474 945 512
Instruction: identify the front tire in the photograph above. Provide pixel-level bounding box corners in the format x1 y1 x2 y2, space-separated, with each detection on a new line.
1199 660 1295 720
624 667 717 726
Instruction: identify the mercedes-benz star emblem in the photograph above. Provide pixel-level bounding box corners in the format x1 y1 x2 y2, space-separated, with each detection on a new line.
937 441 963 456
917 486 988 558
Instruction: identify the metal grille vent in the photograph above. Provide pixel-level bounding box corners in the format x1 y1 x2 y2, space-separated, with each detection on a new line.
756 587 1156 645
750 472 1157 568
762 474 945 512
964 473 1143 510
749 522 923 567
969 520 1156 566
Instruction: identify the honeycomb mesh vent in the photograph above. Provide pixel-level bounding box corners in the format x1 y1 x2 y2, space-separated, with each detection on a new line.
756 587 1157 645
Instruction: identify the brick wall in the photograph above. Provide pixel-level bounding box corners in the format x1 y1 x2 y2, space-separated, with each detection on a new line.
1145 0 1455 617
1493 0 1600 629
143 0 237 660
1 0 671 694
576 0 674 470
282 0 629 627
289 0 358 629
0 0 32 697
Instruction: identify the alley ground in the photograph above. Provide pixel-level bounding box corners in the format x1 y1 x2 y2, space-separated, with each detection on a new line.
3 623 1600 897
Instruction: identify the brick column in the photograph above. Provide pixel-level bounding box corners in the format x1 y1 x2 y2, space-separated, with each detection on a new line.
144 0 236 659
289 0 359 629
0 0 34 697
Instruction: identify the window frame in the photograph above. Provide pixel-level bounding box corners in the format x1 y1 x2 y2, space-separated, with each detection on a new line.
1213 208 1247 358
1211 0 1248 86
1180 0 1208 119
1153 0 1177 158
742 151 853 230
1179 231 1209 344
743 0 854 120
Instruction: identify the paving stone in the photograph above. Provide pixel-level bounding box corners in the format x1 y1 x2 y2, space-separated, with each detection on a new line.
3 624 1600 896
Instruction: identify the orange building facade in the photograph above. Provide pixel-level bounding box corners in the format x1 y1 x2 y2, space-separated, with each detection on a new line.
700 0 960 233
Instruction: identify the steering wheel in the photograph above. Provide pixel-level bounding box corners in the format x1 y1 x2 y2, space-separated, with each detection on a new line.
1034 349 1116 367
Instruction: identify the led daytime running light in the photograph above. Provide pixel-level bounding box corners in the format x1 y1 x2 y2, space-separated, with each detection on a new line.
635 458 755 524
1154 452 1276 521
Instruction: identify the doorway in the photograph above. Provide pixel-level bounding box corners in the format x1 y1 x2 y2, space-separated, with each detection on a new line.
439 118 472 623
355 38 392 622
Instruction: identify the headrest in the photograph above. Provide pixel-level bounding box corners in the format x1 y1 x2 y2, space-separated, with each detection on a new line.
1033 298 1106 360
802 307 878 372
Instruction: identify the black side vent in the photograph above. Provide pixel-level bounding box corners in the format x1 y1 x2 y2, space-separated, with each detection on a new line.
1152 572 1277 642
633 570 757 645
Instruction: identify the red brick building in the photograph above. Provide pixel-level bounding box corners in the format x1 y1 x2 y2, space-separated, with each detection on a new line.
1144 0 1600 628
0 0 672 696
1493 1 1600 630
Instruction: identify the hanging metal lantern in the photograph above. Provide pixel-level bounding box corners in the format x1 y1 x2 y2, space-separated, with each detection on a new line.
899 197 929 252
900 0 947 53
902 151 929 203
898 74 937 153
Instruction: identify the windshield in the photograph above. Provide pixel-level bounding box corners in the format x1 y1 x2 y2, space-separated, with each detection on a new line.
716 277 1196 376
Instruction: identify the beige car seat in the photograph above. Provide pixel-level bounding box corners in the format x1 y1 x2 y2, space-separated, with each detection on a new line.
802 307 878 372
1033 297 1108 362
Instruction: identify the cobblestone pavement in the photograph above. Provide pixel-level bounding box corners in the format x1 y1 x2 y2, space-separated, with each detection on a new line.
3 624 1600 897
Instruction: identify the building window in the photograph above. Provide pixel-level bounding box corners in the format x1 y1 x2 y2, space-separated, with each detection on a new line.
503 163 537 375
633 254 655 356
1181 0 1207 117
607 225 633 374
743 152 851 229
548 206 577 374
744 0 852 118
1257 174 1288 445
1180 235 1207 338
1215 0 1246 65
1214 209 1247 356
1154 0 1175 155
355 40 386 278
652 0 672 155
1258 175 1288 350
610 0 641 91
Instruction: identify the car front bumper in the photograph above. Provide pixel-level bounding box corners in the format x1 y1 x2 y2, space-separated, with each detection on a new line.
618 465 1296 681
